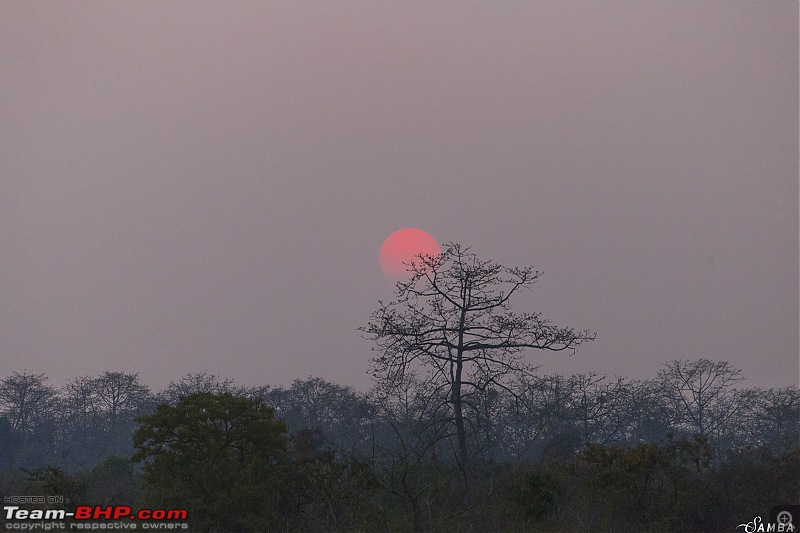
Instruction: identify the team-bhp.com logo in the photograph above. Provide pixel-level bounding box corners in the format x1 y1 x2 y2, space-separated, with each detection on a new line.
737 506 798 532
4 505 188 529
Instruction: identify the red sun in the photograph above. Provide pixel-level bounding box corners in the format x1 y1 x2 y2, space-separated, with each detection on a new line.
379 228 441 281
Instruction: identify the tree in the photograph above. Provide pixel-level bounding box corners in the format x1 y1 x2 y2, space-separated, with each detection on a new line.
282 430 381 531
59 376 103 468
361 243 595 464
0 417 11 470
132 392 289 532
657 359 745 444
367 376 466 531
256 377 372 456
565 373 633 447
85 455 139 506
161 372 241 405
23 465 87 504
0 371 59 466
615 379 672 446
751 386 800 447
90 372 153 456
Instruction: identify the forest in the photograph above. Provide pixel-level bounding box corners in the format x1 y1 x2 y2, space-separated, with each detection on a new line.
0 362 797 532
2 247 798 531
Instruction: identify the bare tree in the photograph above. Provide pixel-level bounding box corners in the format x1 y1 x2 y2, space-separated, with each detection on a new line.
257 377 373 456
162 372 240 404
361 243 595 463
0 371 58 439
657 359 745 440
59 376 103 467
736 386 800 449
566 373 628 447
91 372 152 454
368 377 467 532
616 379 672 445
0 371 59 466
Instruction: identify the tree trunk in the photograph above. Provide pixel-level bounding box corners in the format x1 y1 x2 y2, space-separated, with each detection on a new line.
411 500 422 533
453 298 469 466
453 359 467 465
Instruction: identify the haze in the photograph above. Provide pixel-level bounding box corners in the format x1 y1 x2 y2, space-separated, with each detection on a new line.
1 2 797 391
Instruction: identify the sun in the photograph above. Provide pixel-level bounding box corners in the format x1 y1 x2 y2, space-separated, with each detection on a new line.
379 228 441 281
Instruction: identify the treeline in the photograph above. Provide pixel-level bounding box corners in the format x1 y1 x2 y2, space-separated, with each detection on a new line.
0 359 797 531
1 359 796 470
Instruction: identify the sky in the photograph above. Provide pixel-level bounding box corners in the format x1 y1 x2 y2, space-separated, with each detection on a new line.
1 2 797 392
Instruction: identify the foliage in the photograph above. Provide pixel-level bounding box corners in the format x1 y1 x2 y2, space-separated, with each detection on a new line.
86 455 139 505
500 436 800 533
132 392 289 532
283 429 383 531
498 465 563 528
23 465 87 504
0 364 795 532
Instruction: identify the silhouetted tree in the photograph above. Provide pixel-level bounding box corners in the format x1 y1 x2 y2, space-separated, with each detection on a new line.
751 386 800 447
0 417 12 470
616 378 672 446
91 372 153 456
565 373 629 447
658 359 745 444
0 371 59 466
362 243 595 465
257 377 372 456
162 372 241 404
59 376 103 468
368 376 465 531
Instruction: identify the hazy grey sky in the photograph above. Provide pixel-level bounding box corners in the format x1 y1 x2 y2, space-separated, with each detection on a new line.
1 2 797 391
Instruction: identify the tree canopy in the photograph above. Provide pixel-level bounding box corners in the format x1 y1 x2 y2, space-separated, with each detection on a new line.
132 392 288 532
362 242 596 461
